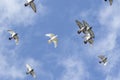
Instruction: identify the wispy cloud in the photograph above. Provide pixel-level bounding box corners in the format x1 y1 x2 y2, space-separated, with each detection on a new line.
0 0 47 26
59 57 89 80
0 0 48 80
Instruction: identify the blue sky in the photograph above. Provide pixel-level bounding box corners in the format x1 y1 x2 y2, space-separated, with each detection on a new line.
0 0 120 80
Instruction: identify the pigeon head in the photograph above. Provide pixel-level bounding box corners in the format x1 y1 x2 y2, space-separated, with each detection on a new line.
9 37 12 40
99 61 102 63
24 3 28 6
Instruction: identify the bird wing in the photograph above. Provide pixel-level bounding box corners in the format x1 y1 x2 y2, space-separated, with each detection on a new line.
14 35 19 45
27 0 33 3
75 20 84 29
31 70 36 78
82 20 90 29
45 33 55 38
84 33 91 40
8 30 16 35
30 2 36 12
26 64 33 72
103 58 107 63
88 38 94 44
53 38 58 48
98 55 105 60
109 0 113 5
103 62 107 66
87 29 95 38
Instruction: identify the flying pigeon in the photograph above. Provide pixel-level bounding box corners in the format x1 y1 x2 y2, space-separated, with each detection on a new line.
75 20 86 34
83 32 94 45
98 55 108 66
24 0 37 13
45 33 58 48
26 64 36 78
8 30 19 45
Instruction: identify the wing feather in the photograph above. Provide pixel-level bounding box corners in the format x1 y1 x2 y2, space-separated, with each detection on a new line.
88 39 94 44
26 64 33 72
75 20 84 29
98 55 105 60
14 35 19 45
109 0 113 5
82 20 90 28
45 33 55 38
31 71 36 78
30 2 36 12
53 38 58 48
8 30 15 35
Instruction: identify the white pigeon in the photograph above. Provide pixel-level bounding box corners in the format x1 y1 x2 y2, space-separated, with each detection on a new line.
45 33 58 48
24 0 37 13
8 30 19 45
26 64 36 78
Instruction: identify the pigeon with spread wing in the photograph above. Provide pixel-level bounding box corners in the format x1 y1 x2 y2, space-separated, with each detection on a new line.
24 0 37 13
8 30 19 45
26 64 36 78
45 33 58 48
98 55 108 66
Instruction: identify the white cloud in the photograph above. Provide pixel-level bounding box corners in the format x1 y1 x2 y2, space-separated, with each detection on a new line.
0 0 47 26
0 0 48 79
74 1 120 80
59 57 89 80
93 1 120 79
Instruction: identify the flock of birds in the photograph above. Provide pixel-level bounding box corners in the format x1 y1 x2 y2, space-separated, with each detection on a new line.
5 0 114 79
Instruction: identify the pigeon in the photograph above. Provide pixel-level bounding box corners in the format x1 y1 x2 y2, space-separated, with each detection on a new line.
83 32 94 45
98 55 108 66
8 30 19 45
26 64 36 78
45 33 58 48
24 0 37 13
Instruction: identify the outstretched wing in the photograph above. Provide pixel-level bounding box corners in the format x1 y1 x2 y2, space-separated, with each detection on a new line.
82 20 90 29
84 33 91 41
30 2 36 12
75 20 84 29
31 70 36 78
109 0 113 5
8 30 16 35
45 33 55 38
26 64 33 72
53 38 58 48
27 0 33 3
88 29 95 38
98 55 105 60
88 39 94 44
14 35 19 45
